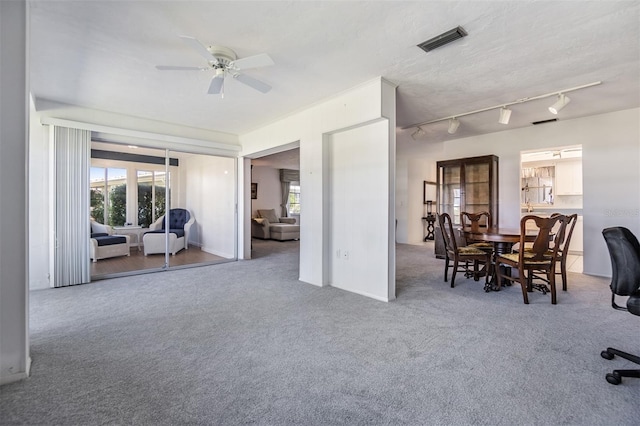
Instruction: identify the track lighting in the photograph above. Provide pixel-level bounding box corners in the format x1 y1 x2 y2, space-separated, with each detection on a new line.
498 107 511 124
448 118 460 134
402 81 601 136
548 94 571 114
411 127 426 140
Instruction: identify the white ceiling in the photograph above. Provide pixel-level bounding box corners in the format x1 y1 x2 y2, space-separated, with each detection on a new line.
30 1 640 144
251 148 300 170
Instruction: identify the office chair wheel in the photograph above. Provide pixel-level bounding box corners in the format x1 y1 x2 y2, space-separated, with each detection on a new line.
605 372 621 385
601 350 615 360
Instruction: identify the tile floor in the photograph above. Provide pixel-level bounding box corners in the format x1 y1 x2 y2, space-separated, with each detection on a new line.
565 253 583 273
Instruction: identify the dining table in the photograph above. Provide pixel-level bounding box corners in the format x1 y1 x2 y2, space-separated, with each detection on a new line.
461 225 538 292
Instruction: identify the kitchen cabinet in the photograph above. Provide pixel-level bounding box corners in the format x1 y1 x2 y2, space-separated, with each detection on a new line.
435 155 499 257
555 160 582 195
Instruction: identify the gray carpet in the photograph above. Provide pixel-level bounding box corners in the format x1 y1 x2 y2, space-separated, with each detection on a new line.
1 240 638 425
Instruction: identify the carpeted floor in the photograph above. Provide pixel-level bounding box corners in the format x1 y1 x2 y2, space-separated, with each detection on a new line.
1 239 638 425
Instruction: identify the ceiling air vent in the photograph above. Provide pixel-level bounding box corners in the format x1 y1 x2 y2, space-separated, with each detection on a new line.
417 26 468 53
532 118 558 125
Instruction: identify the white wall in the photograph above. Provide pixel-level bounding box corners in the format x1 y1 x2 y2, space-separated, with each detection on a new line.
29 97 50 289
182 154 236 259
250 166 281 216
0 0 29 385
397 158 436 245
240 77 396 300
328 121 390 301
396 108 640 277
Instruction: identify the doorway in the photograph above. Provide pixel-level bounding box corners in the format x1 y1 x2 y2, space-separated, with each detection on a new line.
520 145 583 272
249 147 300 243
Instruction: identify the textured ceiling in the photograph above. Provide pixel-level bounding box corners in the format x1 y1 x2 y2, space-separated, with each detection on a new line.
30 1 640 144
251 148 300 170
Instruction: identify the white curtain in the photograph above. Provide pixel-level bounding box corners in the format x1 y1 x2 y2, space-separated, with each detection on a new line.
53 126 91 287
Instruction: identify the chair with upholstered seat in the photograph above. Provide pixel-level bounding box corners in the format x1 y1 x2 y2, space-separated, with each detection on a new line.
551 213 578 291
438 212 491 288
600 227 640 385
143 208 195 255
523 213 578 292
495 214 567 304
460 211 494 251
89 220 130 262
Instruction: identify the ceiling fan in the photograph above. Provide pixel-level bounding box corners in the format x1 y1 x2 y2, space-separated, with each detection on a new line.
156 35 274 97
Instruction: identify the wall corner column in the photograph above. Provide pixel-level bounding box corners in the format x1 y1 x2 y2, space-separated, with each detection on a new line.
0 0 30 385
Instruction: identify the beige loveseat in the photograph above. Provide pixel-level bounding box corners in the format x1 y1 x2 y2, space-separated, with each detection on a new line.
252 209 300 241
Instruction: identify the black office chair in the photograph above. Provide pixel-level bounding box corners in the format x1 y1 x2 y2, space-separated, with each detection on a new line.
601 227 640 385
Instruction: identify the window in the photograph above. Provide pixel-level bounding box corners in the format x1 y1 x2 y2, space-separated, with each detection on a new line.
288 183 300 215
137 170 167 227
90 167 127 225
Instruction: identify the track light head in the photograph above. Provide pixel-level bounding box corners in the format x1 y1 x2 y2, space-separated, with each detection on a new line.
411 127 426 140
498 107 512 124
548 94 571 114
448 118 460 134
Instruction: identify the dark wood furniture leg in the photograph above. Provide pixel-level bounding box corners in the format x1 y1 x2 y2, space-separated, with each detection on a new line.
485 241 513 292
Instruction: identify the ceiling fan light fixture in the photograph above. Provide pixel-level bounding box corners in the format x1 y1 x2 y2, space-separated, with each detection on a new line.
548 94 570 114
498 107 512 124
157 35 274 97
448 118 460 134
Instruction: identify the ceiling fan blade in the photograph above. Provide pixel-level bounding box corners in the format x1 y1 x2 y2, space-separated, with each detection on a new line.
234 73 271 93
155 65 206 71
231 53 274 70
208 75 224 94
179 35 219 65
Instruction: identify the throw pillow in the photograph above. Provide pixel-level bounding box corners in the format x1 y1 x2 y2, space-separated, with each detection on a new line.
91 221 109 235
258 209 279 223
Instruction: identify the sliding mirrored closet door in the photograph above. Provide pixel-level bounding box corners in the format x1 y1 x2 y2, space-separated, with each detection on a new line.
90 142 173 277
162 148 237 270
89 142 237 280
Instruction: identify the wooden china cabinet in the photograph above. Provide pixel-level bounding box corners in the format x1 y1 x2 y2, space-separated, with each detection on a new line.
435 155 499 258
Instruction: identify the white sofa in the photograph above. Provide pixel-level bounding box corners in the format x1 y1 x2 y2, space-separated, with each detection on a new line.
143 208 195 256
90 221 131 262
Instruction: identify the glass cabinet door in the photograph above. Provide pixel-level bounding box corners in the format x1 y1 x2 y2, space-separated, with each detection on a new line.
435 155 498 258
463 162 491 217
438 164 461 224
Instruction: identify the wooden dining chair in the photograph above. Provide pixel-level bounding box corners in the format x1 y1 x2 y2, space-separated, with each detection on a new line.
522 213 578 292
495 214 567 304
437 213 491 288
550 213 578 291
460 211 494 251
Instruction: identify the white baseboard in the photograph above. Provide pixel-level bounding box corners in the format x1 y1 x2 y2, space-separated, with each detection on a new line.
201 245 234 259
329 283 390 302
0 357 31 385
